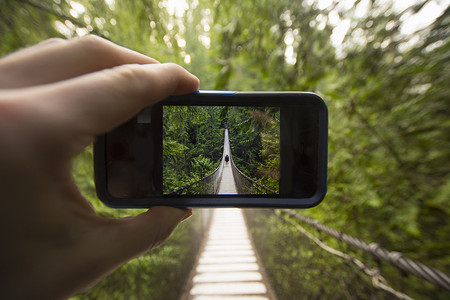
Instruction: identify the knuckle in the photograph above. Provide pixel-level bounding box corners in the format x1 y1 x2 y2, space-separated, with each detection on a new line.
39 37 65 46
160 63 186 86
163 62 183 73
73 34 110 55
77 34 105 45
114 64 147 82
109 64 150 95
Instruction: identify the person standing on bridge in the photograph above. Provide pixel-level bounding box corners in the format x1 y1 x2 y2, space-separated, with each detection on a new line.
0 35 198 299
225 154 230 165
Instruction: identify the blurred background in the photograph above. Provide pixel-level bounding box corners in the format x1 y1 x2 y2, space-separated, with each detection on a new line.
0 0 448 299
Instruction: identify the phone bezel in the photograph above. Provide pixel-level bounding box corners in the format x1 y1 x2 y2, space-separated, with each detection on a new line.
94 91 328 208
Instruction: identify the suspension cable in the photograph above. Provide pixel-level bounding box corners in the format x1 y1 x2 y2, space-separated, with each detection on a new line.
278 210 414 300
280 209 450 292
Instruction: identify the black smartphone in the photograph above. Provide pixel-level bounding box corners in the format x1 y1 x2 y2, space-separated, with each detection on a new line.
94 91 328 208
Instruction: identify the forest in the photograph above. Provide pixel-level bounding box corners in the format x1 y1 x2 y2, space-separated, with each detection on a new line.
162 105 280 193
0 0 448 299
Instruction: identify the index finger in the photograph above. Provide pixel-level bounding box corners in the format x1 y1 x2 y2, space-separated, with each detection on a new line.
7 62 199 157
0 35 159 89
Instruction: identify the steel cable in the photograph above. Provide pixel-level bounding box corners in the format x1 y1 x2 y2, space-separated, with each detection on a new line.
281 209 450 292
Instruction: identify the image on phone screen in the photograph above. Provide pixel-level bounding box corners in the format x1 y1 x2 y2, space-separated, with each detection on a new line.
162 105 280 195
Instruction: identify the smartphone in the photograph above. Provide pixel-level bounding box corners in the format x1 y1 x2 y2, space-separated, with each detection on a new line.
94 91 328 208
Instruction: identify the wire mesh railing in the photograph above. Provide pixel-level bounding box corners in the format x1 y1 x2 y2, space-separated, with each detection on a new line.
244 209 450 300
229 156 278 194
168 160 224 195
168 129 229 195
169 128 277 195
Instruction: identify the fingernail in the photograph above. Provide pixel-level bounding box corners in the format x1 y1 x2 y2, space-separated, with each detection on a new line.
192 75 200 88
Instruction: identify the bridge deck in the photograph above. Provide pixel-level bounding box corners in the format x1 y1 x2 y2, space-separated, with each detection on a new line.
216 162 237 194
181 209 276 300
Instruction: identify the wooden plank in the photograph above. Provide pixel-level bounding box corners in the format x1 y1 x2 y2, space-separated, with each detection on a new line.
180 209 277 300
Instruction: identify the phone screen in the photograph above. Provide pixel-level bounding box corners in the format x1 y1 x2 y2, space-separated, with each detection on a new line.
161 105 280 195
98 92 328 207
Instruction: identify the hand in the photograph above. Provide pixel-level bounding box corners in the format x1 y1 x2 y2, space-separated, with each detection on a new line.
0 35 199 299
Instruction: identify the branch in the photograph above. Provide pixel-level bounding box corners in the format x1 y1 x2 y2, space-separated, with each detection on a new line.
20 0 106 38
350 100 408 169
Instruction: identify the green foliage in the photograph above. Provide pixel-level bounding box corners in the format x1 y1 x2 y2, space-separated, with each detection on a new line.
228 106 280 190
303 1 450 270
162 105 222 192
0 1 60 54
191 154 215 178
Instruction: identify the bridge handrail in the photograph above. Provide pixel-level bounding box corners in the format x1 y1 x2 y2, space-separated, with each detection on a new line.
168 160 223 195
168 128 278 195
280 209 450 292
230 156 278 194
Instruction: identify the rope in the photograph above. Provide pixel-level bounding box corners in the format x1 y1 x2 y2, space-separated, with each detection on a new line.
278 211 414 300
281 209 450 292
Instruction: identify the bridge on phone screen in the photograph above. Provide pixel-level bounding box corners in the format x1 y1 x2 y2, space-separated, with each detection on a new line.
175 129 449 300
169 128 277 196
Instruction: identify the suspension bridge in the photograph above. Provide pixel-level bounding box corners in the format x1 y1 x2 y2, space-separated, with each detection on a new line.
176 129 449 299
170 128 276 196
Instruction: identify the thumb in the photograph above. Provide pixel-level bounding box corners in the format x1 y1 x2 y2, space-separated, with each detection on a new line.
64 207 193 297
106 207 193 263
